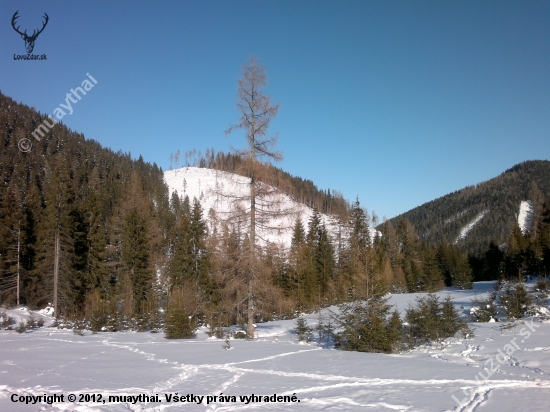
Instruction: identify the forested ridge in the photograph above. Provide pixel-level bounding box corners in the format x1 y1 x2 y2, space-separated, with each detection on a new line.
1 88 549 350
169 148 351 219
389 160 550 255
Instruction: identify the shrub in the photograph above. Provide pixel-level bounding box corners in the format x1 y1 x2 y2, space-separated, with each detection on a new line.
470 295 498 322
295 316 313 342
405 294 470 348
0 311 16 329
15 321 27 334
164 308 196 339
498 280 533 319
334 295 401 353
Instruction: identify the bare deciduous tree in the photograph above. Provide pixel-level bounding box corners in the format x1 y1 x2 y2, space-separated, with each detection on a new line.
221 56 295 338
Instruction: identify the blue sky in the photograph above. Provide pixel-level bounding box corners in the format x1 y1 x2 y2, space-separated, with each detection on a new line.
1 1 549 219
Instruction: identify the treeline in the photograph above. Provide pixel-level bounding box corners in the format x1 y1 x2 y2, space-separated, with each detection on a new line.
171 148 350 219
3 91 544 341
0 92 173 323
469 197 550 282
390 160 550 255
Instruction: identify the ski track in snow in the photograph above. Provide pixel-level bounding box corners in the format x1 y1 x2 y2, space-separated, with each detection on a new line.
4 335 550 412
2 284 549 412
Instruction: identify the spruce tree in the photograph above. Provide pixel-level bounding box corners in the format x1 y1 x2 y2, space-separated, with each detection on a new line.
121 206 152 314
295 316 313 342
334 294 397 353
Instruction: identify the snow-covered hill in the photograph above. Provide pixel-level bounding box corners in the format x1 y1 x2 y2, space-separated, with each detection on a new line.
164 167 377 248
1 282 549 411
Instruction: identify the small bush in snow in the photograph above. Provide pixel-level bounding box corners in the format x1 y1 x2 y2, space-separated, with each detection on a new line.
233 330 247 339
470 295 498 322
295 316 313 342
73 319 87 336
498 280 534 320
404 294 471 348
334 295 402 353
164 308 196 339
15 321 27 334
0 311 16 329
535 278 550 294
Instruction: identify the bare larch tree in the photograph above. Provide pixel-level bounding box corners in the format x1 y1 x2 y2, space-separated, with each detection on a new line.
224 56 288 339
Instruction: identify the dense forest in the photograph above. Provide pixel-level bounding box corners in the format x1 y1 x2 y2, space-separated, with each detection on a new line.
1 90 549 343
389 160 550 255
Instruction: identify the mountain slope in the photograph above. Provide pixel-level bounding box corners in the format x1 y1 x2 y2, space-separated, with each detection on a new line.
389 160 550 254
164 167 379 249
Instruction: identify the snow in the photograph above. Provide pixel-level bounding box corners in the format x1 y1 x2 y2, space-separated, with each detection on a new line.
455 210 489 243
518 200 534 235
164 167 379 249
1 283 550 411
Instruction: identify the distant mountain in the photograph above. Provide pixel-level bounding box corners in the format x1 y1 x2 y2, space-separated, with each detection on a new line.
388 160 550 254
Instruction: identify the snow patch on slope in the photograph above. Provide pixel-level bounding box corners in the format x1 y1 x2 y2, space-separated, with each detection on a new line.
455 210 489 243
164 167 380 249
164 167 302 248
518 200 534 235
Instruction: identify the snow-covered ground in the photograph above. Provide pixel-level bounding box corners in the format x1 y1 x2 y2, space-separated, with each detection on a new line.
1 283 549 411
164 167 378 249
455 210 489 243
518 200 534 235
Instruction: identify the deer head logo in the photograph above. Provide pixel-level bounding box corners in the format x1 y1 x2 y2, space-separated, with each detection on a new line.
11 11 49 54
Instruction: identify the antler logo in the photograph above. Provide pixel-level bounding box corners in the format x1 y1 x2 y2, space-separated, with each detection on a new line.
11 11 49 54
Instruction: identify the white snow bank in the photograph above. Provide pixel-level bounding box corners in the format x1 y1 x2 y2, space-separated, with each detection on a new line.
518 200 534 235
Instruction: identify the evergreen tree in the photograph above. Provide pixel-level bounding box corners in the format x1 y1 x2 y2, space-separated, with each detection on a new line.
164 305 196 339
305 209 334 304
498 280 533 319
405 294 468 347
295 316 313 342
33 161 74 313
122 206 152 314
418 242 444 292
334 294 398 353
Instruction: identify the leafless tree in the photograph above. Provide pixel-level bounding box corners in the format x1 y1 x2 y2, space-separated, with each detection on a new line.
220 56 296 338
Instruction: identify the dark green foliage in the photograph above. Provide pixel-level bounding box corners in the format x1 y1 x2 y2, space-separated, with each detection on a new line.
437 242 473 289
168 196 216 308
389 161 550 255
470 295 498 322
405 294 469 347
419 242 445 292
295 316 313 342
164 308 196 339
315 312 333 345
340 199 378 299
387 309 404 348
0 92 171 318
334 295 400 353
122 207 153 314
498 280 533 319
289 209 335 306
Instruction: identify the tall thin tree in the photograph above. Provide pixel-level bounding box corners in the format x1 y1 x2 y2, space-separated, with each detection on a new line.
224 56 287 338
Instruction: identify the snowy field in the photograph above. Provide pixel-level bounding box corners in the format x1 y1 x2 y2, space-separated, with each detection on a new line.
1 282 550 411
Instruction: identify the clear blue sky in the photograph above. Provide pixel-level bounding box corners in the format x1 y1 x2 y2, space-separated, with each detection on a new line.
2 1 549 219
